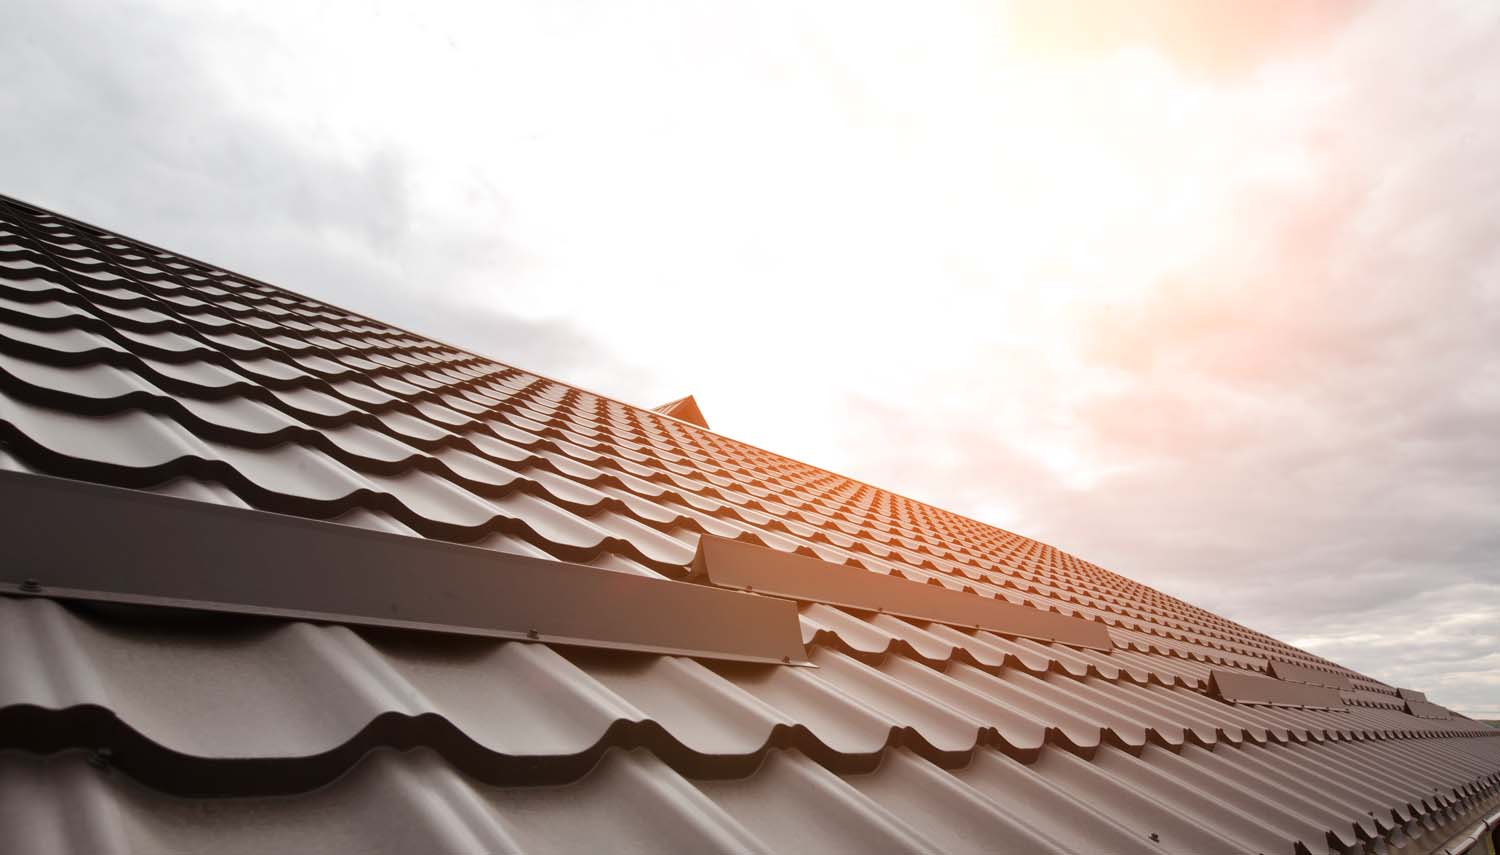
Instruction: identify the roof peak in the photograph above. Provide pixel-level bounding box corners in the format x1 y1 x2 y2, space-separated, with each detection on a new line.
652 394 709 429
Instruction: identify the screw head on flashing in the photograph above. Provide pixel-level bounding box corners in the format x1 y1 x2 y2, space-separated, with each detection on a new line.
19 578 41 593
1148 832 1160 843
525 629 539 640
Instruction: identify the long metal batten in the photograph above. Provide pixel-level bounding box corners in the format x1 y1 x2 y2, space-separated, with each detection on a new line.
691 534 1115 651
0 471 810 665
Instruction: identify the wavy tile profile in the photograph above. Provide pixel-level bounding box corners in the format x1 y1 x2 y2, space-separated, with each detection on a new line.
1 193 1497 855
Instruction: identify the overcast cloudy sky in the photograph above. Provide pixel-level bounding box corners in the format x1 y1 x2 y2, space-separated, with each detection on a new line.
3 0 1496 716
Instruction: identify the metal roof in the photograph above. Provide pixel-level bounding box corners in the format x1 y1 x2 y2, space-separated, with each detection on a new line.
0 192 1497 855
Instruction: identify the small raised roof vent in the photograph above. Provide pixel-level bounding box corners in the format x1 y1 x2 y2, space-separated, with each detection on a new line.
1396 689 1452 719
653 395 709 429
1208 669 1346 711
1267 660 1351 689
1403 699 1452 720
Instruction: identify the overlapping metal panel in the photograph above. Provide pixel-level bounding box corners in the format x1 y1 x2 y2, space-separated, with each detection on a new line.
1 193 1497 854
1210 669 1348 711
0 471 808 664
1269 660 1354 690
1406 699 1456 721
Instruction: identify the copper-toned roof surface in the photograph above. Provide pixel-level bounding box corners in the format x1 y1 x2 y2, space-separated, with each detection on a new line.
653 394 710 429
1 194 1497 855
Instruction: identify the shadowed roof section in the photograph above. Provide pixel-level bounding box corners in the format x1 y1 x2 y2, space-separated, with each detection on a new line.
652 394 709 428
0 192 1497 855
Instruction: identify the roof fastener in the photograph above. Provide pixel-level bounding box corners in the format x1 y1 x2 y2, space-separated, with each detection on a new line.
1148 832 1160 843
87 748 113 770
19 578 41 593
525 629 539 640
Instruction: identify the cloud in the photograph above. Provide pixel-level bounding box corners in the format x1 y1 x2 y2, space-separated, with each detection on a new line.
836 2 1500 712
1005 0 1367 77
0 0 642 395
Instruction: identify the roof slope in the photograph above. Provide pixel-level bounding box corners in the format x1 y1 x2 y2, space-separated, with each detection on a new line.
0 193 1496 855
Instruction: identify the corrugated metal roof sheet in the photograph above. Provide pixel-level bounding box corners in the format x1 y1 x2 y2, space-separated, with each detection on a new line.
1 193 1498 854
5 744 1499 855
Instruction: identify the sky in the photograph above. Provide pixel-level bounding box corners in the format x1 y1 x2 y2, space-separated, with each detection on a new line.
3 0 1496 716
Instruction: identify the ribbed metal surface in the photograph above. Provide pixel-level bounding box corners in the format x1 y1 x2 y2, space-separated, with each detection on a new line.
3 741 1499 855
1 194 1498 854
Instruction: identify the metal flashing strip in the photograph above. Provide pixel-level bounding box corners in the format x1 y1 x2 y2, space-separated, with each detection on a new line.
691 535 1115 651
1208 669 1347 711
1267 660 1352 689
1398 687 1429 702
1436 802 1500 855
0 471 810 665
